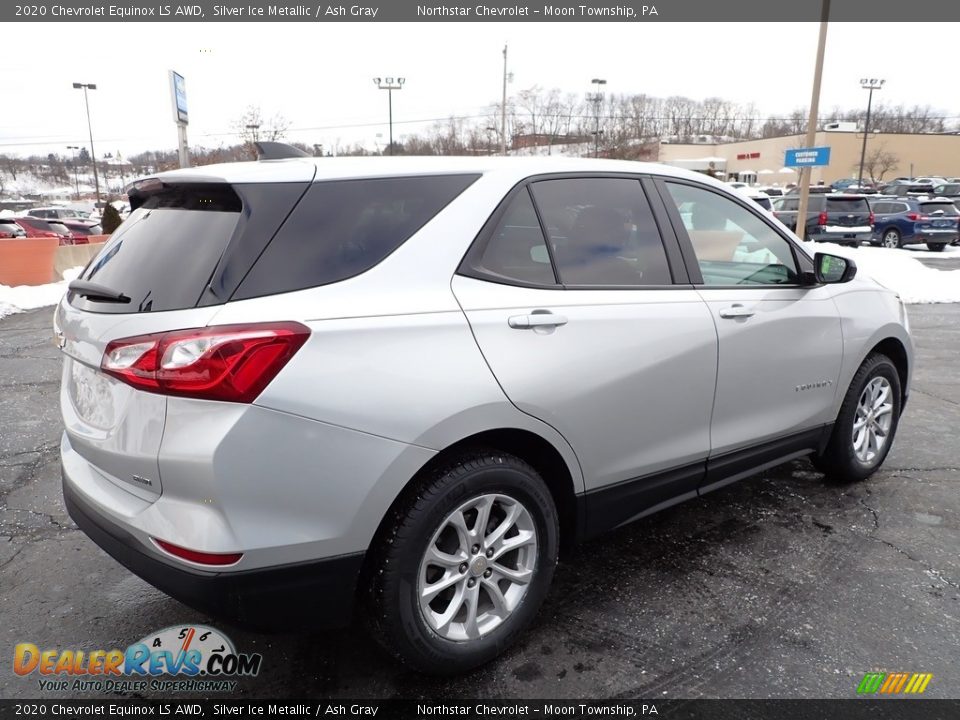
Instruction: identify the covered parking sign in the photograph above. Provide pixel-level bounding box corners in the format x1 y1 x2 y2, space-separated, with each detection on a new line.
785 146 830 167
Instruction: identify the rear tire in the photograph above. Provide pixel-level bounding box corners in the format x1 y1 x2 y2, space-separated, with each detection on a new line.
815 353 902 484
365 451 559 675
927 243 946 252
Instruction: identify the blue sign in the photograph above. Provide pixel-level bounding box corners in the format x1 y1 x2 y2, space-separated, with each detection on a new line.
784 146 831 167
170 70 188 125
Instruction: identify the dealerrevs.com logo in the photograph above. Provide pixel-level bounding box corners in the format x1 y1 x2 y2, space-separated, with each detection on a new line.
14 625 262 693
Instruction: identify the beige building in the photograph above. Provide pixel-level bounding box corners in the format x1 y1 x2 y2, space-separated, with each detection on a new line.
657 131 960 186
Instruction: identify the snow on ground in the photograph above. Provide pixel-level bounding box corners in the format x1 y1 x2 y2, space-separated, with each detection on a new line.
811 242 960 304
0 267 82 320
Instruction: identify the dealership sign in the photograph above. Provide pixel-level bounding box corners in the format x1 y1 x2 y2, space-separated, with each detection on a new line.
784 146 831 167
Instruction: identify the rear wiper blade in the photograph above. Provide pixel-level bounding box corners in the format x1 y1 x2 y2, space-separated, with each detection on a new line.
68 279 131 303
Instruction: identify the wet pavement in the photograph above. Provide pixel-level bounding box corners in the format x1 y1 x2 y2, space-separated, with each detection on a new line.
1 304 958 699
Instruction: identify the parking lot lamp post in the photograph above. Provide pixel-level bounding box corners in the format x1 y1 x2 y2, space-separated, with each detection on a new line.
588 78 607 158
857 78 885 189
67 146 80 200
72 82 101 207
373 77 405 156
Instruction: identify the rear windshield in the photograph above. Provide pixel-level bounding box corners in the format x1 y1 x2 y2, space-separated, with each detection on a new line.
47 222 71 235
826 198 868 212
234 174 479 300
920 202 960 216
71 184 241 313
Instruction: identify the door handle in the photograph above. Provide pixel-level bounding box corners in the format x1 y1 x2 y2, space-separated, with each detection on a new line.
719 305 755 319
508 312 568 329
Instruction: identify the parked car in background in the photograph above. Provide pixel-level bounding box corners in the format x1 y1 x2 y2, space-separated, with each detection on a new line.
27 206 88 220
14 216 76 245
735 186 773 213
56 153 912 674
61 219 103 244
756 186 784 197
868 197 960 251
832 179 875 193
931 182 960 199
879 183 936 197
785 184 833 195
772 194 873 246
0 218 27 238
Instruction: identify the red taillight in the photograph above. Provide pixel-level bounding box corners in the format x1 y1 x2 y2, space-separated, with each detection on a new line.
818 212 828 226
153 538 243 566
906 212 921 221
869 212 875 225
101 322 310 403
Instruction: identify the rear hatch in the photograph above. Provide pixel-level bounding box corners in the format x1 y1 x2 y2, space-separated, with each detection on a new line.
915 200 959 235
57 174 313 500
825 196 871 228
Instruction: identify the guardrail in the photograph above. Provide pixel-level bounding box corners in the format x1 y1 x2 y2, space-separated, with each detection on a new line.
0 236 108 286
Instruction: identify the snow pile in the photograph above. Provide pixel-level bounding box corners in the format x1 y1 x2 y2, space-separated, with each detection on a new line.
811 243 960 304
0 267 82 320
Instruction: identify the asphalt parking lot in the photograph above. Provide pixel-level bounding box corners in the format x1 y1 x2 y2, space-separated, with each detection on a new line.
2 301 959 700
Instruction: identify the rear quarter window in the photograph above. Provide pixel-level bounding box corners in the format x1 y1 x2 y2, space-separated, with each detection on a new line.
234 174 479 300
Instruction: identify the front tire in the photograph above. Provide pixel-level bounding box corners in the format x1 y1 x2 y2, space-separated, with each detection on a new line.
881 228 902 249
366 452 559 674
815 353 902 483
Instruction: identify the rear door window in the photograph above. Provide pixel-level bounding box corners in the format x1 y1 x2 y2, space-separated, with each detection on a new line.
235 174 479 300
529 178 672 286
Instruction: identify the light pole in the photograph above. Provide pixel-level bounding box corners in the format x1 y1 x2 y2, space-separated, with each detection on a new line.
373 77 404 156
588 78 607 158
72 82 101 206
67 146 80 200
857 78 885 188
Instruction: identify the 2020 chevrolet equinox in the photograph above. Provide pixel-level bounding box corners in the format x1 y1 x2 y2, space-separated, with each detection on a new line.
57 149 912 674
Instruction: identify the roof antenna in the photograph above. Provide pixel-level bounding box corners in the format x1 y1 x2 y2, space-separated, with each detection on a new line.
254 141 311 160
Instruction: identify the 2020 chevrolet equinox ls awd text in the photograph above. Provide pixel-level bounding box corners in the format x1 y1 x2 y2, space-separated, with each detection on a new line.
57 148 912 674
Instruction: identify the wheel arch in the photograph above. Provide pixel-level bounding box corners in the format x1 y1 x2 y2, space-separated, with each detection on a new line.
869 336 910 404
364 427 583 578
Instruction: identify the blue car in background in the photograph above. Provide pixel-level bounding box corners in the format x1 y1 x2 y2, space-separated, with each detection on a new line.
868 197 960 251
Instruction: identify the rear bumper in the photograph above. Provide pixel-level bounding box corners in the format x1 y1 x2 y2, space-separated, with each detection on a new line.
63 472 364 630
808 231 872 244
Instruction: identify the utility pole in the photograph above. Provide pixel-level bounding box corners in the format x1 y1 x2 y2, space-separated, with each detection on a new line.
501 44 509 156
72 82 101 206
794 0 829 242
588 78 607 158
857 78 885 188
373 77 405 155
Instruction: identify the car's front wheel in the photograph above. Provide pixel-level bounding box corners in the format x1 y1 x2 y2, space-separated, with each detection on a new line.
366 452 559 674
815 353 902 483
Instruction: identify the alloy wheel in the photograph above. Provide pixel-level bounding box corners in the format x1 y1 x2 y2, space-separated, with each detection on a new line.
417 493 538 642
852 376 894 464
882 230 900 249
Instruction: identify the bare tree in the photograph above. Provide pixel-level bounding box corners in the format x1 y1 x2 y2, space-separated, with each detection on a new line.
861 146 900 184
233 106 291 158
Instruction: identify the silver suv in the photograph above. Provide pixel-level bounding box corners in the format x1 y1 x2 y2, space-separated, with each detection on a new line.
57 151 912 674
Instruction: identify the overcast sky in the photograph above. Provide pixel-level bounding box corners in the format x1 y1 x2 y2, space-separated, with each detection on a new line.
3 22 958 159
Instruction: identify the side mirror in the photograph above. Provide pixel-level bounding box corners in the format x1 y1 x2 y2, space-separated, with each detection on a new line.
814 252 857 284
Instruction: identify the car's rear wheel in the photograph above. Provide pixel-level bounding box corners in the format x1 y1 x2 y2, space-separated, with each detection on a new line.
881 228 902 249
366 452 559 674
814 353 902 483
927 243 946 252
